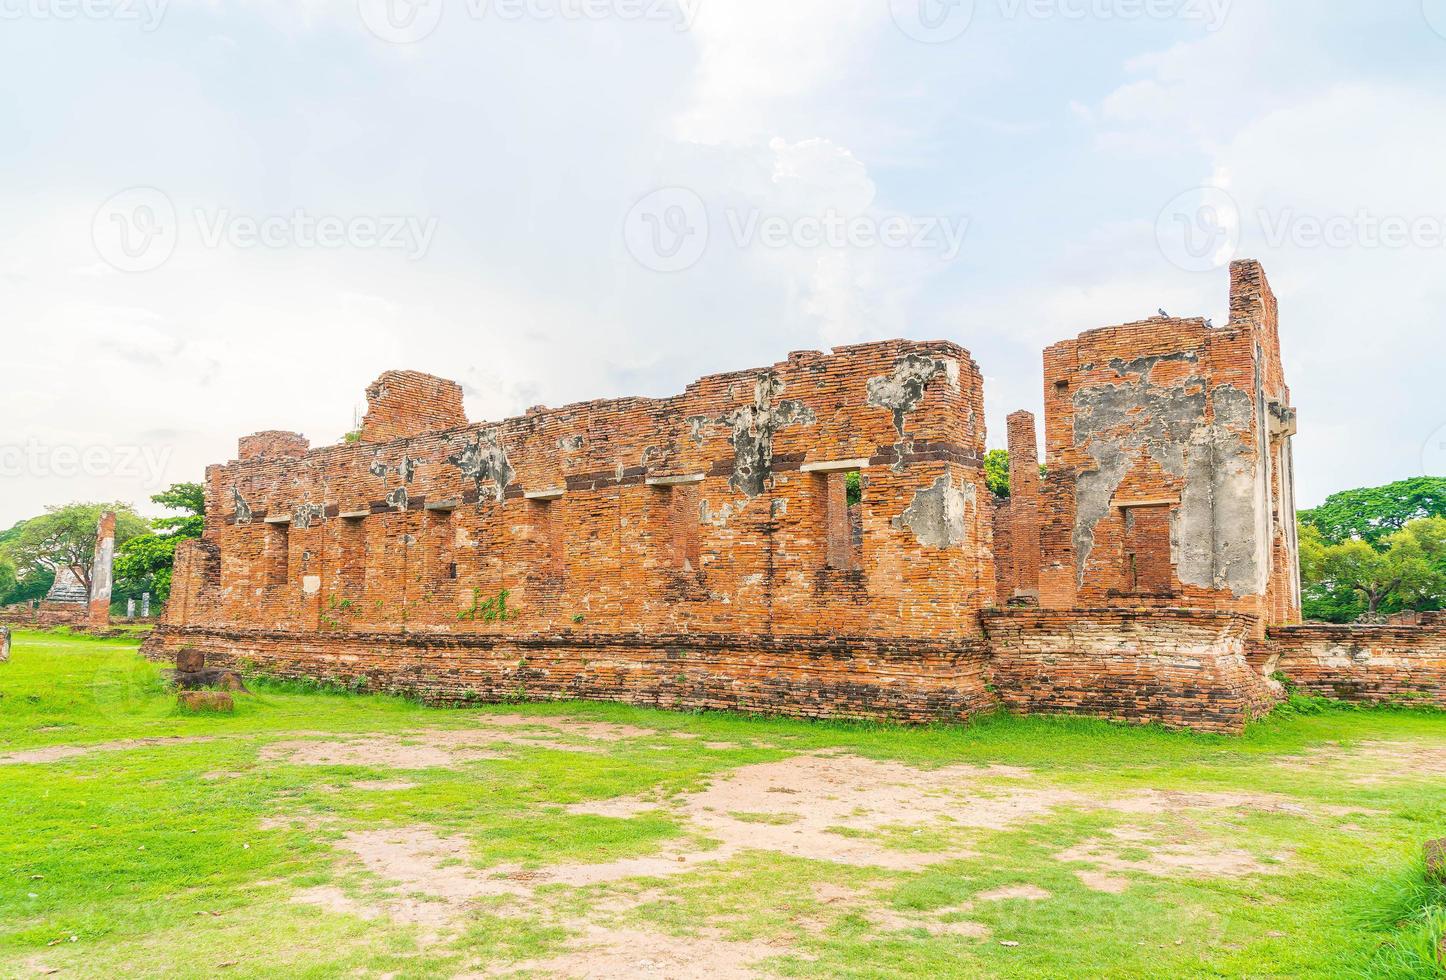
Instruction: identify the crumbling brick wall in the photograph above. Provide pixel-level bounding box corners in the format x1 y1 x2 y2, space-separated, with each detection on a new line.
983 608 1281 734
360 370 467 443
1034 260 1301 633
0 602 88 629
1268 624 1446 708
156 341 999 720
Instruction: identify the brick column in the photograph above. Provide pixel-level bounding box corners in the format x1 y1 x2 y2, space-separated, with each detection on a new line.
88 511 116 629
1006 411 1041 603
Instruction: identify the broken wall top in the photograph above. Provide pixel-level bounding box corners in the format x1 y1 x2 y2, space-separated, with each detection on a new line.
209 340 986 525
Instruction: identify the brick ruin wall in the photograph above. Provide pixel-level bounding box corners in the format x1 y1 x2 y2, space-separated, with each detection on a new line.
0 602 89 629
148 341 1003 721
143 261 1446 732
1032 261 1302 634
1267 624 1446 709
982 609 1280 734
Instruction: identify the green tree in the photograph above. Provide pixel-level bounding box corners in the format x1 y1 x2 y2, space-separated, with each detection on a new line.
1301 516 1446 620
2 503 147 596
1299 477 1446 547
0 553 16 600
114 482 206 605
984 449 1011 498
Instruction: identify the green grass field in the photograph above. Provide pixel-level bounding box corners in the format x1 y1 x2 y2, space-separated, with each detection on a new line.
2 630 1444 978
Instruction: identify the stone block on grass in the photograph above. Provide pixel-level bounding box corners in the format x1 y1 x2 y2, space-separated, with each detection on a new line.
175 648 205 673
178 690 234 714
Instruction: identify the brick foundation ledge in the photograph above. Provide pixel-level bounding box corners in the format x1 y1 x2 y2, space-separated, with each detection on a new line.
1266 623 1446 708
980 608 1282 734
141 626 997 724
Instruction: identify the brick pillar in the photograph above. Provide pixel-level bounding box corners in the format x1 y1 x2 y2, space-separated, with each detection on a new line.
88 511 116 629
1007 411 1041 603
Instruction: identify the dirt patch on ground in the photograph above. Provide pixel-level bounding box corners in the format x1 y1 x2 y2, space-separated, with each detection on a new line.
261 737 500 769
977 884 1051 902
1104 789 1364 818
1057 826 1289 880
610 753 1073 872
1074 870 1130 893
506 925 787 979
0 736 218 765
1277 740 1446 785
351 779 420 792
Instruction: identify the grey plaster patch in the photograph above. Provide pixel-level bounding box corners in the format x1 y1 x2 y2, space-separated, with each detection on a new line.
1069 354 1266 595
446 429 516 504
232 487 252 525
385 487 409 511
293 503 324 530
866 353 956 438
893 470 974 548
709 374 815 498
557 435 585 451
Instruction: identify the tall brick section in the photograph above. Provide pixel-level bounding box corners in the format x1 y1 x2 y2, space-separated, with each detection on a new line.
1004 410 1041 603
361 370 467 443
87 511 116 629
1032 260 1301 632
152 341 1000 722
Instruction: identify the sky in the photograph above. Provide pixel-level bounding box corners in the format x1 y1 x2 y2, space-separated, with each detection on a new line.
2 0 1444 528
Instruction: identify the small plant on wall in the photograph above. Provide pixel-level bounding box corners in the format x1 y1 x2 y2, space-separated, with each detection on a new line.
320 594 359 631
458 588 513 623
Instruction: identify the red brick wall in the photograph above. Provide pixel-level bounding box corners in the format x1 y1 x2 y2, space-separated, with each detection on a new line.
982 608 1281 733
238 431 310 462
0 602 88 629
1268 624 1446 708
170 341 995 645
360 370 467 443
1035 260 1300 633
144 626 997 723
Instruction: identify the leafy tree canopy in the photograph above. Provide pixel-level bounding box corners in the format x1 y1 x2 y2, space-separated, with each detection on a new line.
114 482 207 605
1301 515 1446 621
1 503 147 595
1299 477 1446 547
984 449 1010 498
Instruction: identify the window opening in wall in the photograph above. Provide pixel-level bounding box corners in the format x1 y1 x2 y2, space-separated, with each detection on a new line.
263 522 289 587
824 470 863 571
1121 505 1172 594
670 483 701 572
